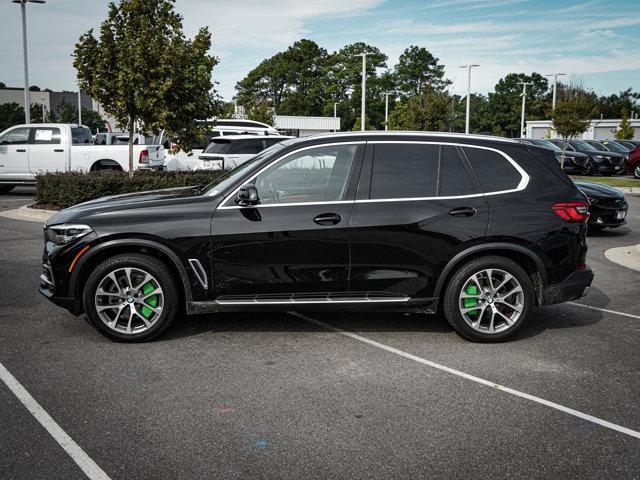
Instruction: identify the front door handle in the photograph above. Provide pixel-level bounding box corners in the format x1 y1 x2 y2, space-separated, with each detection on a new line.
449 207 477 217
16 149 26 152
314 213 342 226
54 149 64 152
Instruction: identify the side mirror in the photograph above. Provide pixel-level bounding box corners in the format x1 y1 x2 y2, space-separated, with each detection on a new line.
235 184 260 207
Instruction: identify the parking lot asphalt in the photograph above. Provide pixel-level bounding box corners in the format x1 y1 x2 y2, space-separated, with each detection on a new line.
1 186 639 479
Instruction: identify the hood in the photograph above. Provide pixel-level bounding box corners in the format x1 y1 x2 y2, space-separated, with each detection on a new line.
46 186 205 226
573 181 625 199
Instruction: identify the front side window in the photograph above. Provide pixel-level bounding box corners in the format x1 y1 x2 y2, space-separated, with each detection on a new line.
370 144 439 199
254 144 357 205
0 127 30 145
32 128 61 145
463 147 521 193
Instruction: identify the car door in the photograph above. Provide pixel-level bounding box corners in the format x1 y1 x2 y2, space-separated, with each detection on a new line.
0 126 31 180
349 141 489 301
28 126 67 174
209 142 364 301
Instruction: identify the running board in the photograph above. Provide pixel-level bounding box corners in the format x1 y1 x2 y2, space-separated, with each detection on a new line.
215 295 411 305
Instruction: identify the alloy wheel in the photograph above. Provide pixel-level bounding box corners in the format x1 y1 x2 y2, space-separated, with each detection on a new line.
459 268 524 334
94 267 164 334
634 164 640 179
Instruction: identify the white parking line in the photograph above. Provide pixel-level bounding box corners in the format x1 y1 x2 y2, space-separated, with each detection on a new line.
568 302 640 320
0 361 111 480
290 312 640 440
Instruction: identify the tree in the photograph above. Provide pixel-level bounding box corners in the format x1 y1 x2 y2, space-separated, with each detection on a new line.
74 0 218 177
235 39 329 117
387 89 451 131
393 45 450 97
552 84 598 168
245 100 275 126
612 110 635 140
596 88 639 119
0 103 26 131
29 85 41 91
485 73 550 137
81 109 107 133
0 82 6 89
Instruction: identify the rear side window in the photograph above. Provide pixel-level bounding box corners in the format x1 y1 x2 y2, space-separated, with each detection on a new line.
32 128 61 145
370 144 438 199
463 147 521 193
440 146 476 196
71 127 93 144
230 139 264 154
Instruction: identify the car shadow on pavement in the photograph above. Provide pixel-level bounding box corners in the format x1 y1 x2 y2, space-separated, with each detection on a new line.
587 226 631 237
158 294 606 343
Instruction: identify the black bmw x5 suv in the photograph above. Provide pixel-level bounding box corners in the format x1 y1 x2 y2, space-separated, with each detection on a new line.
40 133 593 342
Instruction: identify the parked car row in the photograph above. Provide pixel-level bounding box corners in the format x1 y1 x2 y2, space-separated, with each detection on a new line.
518 137 640 178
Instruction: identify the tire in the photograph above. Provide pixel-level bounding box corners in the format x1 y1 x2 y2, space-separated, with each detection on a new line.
83 253 180 342
442 256 534 343
582 159 593 176
634 163 640 180
0 185 16 194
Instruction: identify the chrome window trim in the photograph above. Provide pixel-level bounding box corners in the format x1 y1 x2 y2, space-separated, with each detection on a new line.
215 140 529 210
305 131 521 144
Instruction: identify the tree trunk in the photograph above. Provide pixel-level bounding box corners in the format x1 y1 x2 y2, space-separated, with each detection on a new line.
128 120 134 179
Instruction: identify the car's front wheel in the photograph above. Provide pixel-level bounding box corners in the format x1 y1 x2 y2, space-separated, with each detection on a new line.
634 163 640 179
443 256 534 342
83 253 180 341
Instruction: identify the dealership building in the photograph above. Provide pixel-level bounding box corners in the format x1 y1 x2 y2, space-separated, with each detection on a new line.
526 118 640 140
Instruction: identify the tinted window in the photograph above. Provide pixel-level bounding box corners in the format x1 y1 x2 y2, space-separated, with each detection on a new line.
71 127 93 144
370 144 438 199
571 140 598 151
0 127 30 145
463 147 521 192
203 140 232 154
440 146 476 196
266 138 285 147
587 141 607 151
32 127 61 145
255 144 357 205
230 139 264 154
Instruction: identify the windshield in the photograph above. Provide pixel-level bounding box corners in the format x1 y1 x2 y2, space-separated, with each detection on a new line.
201 141 290 195
572 140 599 151
531 139 561 151
603 141 629 153
587 141 608 152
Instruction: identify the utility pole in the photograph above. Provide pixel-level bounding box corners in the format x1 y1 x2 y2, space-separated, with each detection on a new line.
546 73 566 110
13 0 46 124
518 81 532 138
384 92 389 131
460 64 479 134
77 88 82 125
333 102 337 132
354 53 369 131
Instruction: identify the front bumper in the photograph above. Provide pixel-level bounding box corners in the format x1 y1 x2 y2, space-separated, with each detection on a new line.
588 200 628 228
543 266 594 305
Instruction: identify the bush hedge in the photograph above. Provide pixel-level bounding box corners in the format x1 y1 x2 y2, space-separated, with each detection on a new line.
35 170 226 209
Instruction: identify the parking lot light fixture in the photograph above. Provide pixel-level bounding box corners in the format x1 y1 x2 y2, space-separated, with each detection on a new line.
12 0 46 124
460 64 479 134
546 73 566 111
518 81 533 138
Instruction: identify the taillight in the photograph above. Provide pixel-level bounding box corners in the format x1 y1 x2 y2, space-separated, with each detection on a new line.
552 201 590 222
139 149 149 164
170 142 178 150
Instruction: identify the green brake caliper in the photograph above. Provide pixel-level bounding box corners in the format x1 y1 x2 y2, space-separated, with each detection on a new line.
140 281 157 319
463 284 478 316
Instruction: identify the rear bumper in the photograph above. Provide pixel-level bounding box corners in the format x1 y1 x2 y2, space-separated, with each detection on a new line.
543 267 594 305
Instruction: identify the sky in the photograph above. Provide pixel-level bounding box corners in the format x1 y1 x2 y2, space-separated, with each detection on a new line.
1 0 639 101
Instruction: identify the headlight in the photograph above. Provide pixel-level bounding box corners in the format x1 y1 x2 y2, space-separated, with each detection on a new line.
45 224 93 245
595 155 606 160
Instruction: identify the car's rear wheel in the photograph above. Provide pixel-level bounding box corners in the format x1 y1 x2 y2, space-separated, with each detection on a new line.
0 185 16 194
634 163 640 179
582 159 593 176
443 256 534 342
83 253 179 341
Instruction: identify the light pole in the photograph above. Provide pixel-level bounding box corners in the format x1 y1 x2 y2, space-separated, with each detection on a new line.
546 73 566 111
518 81 532 138
354 53 369 131
12 0 46 124
460 64 479 134
77 87 82 125
333 102 337 132
384 92 389 131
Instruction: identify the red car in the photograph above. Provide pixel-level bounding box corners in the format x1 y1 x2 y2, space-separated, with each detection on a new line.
629 145 640 179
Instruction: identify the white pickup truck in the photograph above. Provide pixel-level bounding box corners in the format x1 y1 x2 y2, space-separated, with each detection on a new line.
0 123 164 192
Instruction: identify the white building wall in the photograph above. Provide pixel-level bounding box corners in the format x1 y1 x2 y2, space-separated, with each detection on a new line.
526 119 640 140
275 115 340 136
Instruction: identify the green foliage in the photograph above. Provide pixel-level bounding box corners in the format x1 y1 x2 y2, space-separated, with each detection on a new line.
0 102 25 131
393 45 450 96
351 115 376 131
387 89 451 131
596 87 639 118
81 109 106 133
74 0 218 176
245 100 275 126
612 111 635 140
35 170 226 209
552 85 598 141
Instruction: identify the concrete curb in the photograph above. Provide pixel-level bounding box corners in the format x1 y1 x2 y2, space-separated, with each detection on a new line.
614 187 640 196
604 244 640 272
0 205 57 223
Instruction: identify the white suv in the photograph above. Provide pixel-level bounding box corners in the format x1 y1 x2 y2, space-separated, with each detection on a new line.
193 135 293 171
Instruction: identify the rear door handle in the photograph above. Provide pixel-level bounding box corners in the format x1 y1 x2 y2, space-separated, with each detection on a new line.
449 207 477 217
16 149 26 152
314 213 342 226
54 149 64 152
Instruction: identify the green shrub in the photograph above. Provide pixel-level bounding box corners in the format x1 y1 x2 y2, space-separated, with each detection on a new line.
35 170 226 209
